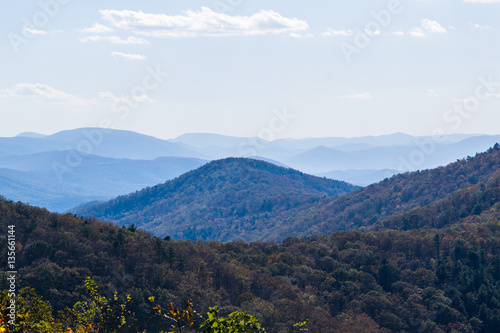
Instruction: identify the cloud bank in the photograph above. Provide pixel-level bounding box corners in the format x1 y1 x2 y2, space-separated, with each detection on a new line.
0 83 95 107
98 7 309 37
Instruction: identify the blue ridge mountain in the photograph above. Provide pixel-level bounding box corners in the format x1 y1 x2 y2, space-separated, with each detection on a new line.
75 158 360 241
0 128 204 159
77 144 500 242
0 151 207 211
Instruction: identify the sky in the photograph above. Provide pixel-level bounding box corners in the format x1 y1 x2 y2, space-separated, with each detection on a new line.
1 0 499 140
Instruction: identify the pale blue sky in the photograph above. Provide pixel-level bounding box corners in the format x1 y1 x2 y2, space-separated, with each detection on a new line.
1 0 499 139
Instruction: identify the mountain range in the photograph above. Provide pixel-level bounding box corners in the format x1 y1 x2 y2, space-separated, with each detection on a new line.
1 143 499 332
0 128 204 159
77 144 500 242
1 128 500 212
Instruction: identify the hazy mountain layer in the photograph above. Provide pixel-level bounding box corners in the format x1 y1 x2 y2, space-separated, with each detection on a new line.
0 128 204 159
0 152 207 211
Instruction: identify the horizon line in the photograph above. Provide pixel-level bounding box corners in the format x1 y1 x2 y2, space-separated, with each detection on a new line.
8 127 498 141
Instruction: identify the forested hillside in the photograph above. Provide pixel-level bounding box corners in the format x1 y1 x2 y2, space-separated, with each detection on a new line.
283 144 500 238
78 145 500 242
76 158 359 241
1 198 499 332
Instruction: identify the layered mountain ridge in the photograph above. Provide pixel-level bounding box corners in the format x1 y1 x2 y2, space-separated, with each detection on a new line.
2 128 500 211
77 144 500 242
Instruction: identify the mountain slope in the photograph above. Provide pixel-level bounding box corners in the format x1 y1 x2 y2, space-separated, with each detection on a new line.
76 158 360 241
78 145 500 242
374 170 500 231
281 144 500 239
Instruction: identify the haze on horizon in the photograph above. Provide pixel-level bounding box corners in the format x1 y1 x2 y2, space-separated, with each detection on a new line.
1 0 500 140
5 129 494 143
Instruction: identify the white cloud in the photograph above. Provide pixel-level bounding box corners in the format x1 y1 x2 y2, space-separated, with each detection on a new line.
111 51 147 60
408 19 447 38
421 19 447 33
469 22 494 29
0 83 96 107
79 35 149 44
289 33 314 38
98 7 309 37
98 92 126 105
393 31 405 36
24 27 47 35
1 84 156 111
365 29 381 37
427 89 439 97
338 93 373 100
409 27 426 38
99 91 155 105
322 28 354 37
82 23 114 33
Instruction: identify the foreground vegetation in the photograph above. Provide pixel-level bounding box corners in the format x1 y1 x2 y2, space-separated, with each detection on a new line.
1 195 499 332
0 278 292 332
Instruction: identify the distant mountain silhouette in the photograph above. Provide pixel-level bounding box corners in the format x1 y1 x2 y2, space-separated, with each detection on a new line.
171 133 263 149
285 146 362 173
1 128 204 159
15 131 47 138
321 169 399 186
285 136 500 174
2 129 499 211
0 151 207 211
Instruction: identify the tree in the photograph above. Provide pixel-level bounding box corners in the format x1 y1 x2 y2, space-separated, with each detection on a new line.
200 306 266 333
378 259 399 292
434 234 441 259
0 287 62 333
62 277 138 332
149 298 199 333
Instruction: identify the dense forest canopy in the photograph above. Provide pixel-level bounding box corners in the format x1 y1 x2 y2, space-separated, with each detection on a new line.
76 158 360 242
78 145 500 242
1 145 499 332
0 198 499 331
